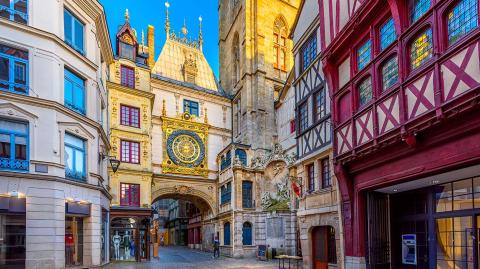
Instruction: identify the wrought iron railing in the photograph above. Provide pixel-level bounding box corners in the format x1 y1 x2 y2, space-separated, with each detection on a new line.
0 80 28 95
0 157 29 171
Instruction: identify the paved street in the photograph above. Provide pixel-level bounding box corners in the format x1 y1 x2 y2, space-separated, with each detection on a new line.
103 246 279 269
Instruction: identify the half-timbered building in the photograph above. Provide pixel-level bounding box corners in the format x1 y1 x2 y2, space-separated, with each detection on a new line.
319 0 480 268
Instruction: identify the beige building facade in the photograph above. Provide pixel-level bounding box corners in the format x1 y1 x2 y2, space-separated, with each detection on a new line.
0 0 113 268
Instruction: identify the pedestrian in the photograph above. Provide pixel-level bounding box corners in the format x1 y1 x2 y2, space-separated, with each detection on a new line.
212 236 220 258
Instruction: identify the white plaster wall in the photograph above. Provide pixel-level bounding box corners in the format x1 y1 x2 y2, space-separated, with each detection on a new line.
292 0 319 45
276 86 296 155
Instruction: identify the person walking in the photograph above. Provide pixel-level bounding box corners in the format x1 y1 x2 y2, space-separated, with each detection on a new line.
212 236 220 258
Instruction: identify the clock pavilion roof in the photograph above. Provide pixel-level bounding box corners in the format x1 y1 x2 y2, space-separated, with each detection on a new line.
152 2 219 92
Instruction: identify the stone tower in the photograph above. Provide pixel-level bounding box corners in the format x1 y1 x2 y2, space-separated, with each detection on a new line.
219 0 300 151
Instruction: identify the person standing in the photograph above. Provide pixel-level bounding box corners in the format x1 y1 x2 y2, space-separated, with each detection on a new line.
212 236 220 258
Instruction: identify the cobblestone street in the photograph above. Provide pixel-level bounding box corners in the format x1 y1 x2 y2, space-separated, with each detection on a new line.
103 247 279 269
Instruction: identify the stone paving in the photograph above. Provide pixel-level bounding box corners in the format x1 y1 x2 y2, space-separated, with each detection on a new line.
103 246 280 269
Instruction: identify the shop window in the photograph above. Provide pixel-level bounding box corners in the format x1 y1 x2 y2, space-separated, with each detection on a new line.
379 17 396 51
357 39 371 71
120 183 140 207
410 28 433 70
273 17 288 71
299 102 308 132
183 99 199 117
0 43 28 94
120 105 140 128
64 69 86 115
120 140 140 164
64 9 84 54
321 158 331 188
301 32 317 72
235 149 247 166
65 216 83 267
0 0 28 24
358 77 372 107
313 88 326 122
0 214 26 267
447 0 478 45
220 182 231 205
242 222 252 245
410 0 431 23
0 119 28 171
290 119 296 134
242 181 253 208
307 163 315 193
120 42 135 61
223 222 231 245
381 56 398 92
120 65 135 88
64 133 86 181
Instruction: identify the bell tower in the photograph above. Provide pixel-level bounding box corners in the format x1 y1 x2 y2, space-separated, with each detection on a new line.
219 0 300 151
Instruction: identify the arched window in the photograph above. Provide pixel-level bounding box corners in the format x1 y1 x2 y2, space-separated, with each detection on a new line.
447 0 478 45
224 222 231 245
381 56 398 92
410 28 433 70
242 181 253 208
358 77 372 107
273 16 287 71
233 33 240 83
235 149 247 166
242 222 252 245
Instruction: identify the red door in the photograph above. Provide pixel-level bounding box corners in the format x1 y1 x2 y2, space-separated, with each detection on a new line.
312 227 328 269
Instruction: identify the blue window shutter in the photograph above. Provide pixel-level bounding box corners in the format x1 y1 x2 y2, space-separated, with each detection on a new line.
64 10 72 45
224 222 231 245
74 19 84 53
242 181 252 208
242 222 252 245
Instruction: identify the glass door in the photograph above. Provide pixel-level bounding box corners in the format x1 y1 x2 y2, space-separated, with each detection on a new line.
436 216 474 269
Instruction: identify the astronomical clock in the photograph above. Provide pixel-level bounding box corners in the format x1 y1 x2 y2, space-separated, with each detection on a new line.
162 110 208 177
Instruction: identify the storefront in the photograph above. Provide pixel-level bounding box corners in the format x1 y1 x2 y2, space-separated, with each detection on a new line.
187 215 202 249
0 195 26 269
65 200 90 268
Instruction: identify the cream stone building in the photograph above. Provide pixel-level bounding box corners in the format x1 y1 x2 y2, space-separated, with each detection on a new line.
0 0 113 268
216 0 301 258
290 0 343 268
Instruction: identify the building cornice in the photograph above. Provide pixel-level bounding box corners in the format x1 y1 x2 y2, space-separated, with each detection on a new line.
107 81 155 102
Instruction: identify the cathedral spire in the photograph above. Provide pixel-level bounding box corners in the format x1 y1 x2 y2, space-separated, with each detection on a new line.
165 1 170 36
198 16 203 51
181 18 188 37
125 8 130 22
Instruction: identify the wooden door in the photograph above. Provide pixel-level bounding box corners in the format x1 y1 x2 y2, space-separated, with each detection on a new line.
312 227 328 269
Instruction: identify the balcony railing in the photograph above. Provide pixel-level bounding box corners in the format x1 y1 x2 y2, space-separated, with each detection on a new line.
0 0 28 24
0 157 28 171
0 80 28 95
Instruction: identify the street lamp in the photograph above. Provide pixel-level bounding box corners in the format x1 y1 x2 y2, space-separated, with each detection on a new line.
109 158 121 173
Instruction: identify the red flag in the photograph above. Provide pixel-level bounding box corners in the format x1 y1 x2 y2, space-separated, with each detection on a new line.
291 181 301 197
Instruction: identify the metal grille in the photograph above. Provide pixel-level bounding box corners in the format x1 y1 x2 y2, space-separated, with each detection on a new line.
366 192 390 268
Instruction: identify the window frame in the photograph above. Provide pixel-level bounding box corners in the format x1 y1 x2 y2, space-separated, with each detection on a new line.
235 148 247 166
445 0 479 47
242 181 253 208
220 182 232 205
0 118 29 171
120 183 140 207
64 68 86 115
380 55 399 93
313 87 327 123
183 99 199 117
306 163 315 193
409 0 432 24
223 222 231 246
320 158 331 189
356 38 372 71
357 76 373 108
120 104 140 128
120 140 140 164
300 31 318 73
0 0 28 24
119 42 136 61
379 17 397 52
64 132 86 181
273 30 288 71
408 27 434 72
242 222 253 246
64 8 85 55
0 43 29 95
298 101 309 133
120 65 135 88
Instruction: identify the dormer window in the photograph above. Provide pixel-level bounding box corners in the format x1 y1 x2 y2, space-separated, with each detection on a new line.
120 42 135 61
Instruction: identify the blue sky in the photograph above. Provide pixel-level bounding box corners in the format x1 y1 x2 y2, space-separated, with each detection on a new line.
100 0 219 78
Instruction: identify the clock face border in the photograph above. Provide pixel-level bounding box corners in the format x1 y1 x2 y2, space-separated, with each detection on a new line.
166 130 206 168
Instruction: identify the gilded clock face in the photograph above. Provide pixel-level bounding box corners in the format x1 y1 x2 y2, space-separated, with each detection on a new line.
167 130 205 167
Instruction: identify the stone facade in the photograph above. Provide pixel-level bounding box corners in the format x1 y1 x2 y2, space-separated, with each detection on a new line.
0 0 113 268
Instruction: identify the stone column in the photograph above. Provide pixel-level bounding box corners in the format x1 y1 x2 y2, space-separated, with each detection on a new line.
83 203 101 267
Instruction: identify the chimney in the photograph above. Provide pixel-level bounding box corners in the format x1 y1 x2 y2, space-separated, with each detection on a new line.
147 25 155 69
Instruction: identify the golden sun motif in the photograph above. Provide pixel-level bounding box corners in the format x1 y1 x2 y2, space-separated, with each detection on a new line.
172 135 201 164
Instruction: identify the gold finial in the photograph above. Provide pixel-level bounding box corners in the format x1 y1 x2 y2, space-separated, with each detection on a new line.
125 9 129 21
165 1 170 35
181 18 188 36
198 16 203 51
204 107 208 124
162 99 166 116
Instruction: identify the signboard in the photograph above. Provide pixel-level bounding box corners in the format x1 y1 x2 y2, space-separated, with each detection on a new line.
257 245 267 261
402 234 417 265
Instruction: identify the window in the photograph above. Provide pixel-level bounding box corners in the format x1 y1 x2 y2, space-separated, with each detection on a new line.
0 214 26 267
120 65 135 88
358 77 372 107
307 163 315 192
233 33 240 83
447 0 478 45
120 105 140 128
0 0 27 24
224 222 231 245
0 43 28 94
220 182 232 205
242 222 252 245
120 140 140 164
379 17 396 51
221 151 232 171
381 56 398 92
273 17 288 71
184 99 199 117
119 42 135 61
357 39 371 71
65 216 83 267
410 0 431 23
120 183 140 207
64 9 84 54
64 133 86 181
410 28 433 70
313 89 326 122
290 119 296 134
0 119 28 171
301 33 317 72
321 158 331 188
327 227 337 264
64 69 85 115
299 102 308 132
235 149 247 166
242 181 253 208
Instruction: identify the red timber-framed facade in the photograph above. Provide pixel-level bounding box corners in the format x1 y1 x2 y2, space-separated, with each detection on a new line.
319 0 480 268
